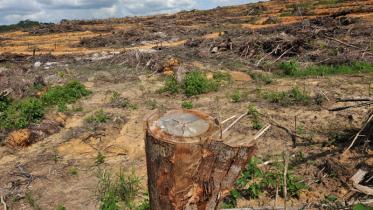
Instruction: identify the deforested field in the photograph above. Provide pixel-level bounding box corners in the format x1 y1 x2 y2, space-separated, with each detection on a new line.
0 0 372 209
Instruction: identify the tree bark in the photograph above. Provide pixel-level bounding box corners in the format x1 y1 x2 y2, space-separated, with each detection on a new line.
145 110 257 210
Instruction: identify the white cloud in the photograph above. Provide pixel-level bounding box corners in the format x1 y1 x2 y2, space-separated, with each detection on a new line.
0 0 259 25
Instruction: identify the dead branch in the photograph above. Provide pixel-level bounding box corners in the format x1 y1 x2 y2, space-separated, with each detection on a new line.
222 205 308 210
329 101 373 112
222 115 238 124
336 97 373 102
0 195 7 210
222 113 247 135
283 149 289 210
271 47 294 64
254 125 271 140
325 36 373 56
343 113 373 154
350 169 373 196
317 88 330 101
256 44 280 67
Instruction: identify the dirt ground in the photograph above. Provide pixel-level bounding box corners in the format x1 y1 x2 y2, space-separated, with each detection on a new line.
0 0 373 209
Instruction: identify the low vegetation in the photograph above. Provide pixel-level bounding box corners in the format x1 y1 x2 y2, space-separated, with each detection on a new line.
262 86 311 106
0 81 91 131
85 110 111 124
278 60 373 77
110 91 137 109
161 71 225 97
223 157 307 208
97 169 149 210
231 90 242 103
249 72 273 85
247 105 263 130
181 101 193 109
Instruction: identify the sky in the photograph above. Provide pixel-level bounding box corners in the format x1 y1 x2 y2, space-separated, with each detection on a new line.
0 0 261 25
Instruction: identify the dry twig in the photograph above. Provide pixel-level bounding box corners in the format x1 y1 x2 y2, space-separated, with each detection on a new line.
0 195 7 210
343 113 373 154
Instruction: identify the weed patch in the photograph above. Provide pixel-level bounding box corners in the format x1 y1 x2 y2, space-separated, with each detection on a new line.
250 72 273 85
110 91 137 109
161 71 220 97
223 157 307 208
161 76 181 94
247 105 263 130
181 101 193 109
41 81 91 107
86 110 111 124
262 86 311 106
184 71 218 96
279 61 373 77
96 152 106 165
0 81 91 131
97 169 148 210
213 72 231 83
25 192 42 210
231 90 242 103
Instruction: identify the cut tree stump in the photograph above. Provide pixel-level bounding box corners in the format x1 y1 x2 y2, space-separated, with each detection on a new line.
145 110 257 210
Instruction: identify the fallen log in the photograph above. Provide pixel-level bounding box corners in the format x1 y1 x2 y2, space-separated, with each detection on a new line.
145 110 256 210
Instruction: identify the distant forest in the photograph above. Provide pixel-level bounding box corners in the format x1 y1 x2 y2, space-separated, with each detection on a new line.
0 20 51 33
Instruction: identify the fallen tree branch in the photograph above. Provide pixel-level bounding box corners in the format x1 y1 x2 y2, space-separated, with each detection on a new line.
325 36 373 56
256 45 280 67
0 195 7 210
336 97 373 102
222 113 247 135
350 169 373 196
270 47 294 64
317 88 330 101
343 113 373 154
329 101 373 112
222 115 237 124
254 124 271 140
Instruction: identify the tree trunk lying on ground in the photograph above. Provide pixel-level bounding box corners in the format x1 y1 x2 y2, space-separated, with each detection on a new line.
145 110 256 210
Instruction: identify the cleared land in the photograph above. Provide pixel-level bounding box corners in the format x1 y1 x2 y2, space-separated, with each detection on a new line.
0 0 372 209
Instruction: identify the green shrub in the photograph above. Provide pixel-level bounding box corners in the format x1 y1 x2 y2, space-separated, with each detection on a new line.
161 71 220 97
181 101 193 109
247 105 263 130
0 81 90 130
262 87 311 106
161 76 180 94
279 60 301 76
183 71 218 97
0 96 11 112
86 110 110 124
231 91 242 103
41 81 91 108
1 98 44 129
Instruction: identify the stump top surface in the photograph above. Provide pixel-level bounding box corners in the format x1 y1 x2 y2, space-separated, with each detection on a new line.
157 112 209 138
148 110 218 143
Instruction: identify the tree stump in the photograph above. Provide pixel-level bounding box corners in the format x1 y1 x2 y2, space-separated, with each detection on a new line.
145 110 257 210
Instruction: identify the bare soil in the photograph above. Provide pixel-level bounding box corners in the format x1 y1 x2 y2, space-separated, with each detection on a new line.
0 0 372 209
